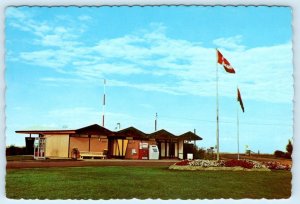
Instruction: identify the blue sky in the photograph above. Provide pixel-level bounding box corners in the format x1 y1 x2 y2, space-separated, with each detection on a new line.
5 6 293 153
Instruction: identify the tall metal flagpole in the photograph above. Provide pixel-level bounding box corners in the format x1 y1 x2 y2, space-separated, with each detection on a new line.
237 86 240 160
216 49 220 161
236 66 240 160
102 79 106 127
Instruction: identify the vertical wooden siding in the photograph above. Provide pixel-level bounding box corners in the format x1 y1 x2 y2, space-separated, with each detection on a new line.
45 134 69 158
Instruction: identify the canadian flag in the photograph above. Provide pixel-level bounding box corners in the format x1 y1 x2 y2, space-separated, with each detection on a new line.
217 50 236 74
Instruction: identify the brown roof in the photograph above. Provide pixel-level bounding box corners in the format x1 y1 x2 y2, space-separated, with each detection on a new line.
15 130 76 134
178 131 202 140
114 127 148 139
16 124 203 141
16 124 114 136
148 129 177 140
75 124 114 136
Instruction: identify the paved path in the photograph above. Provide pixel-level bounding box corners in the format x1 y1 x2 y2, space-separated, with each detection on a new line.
6 159 178 169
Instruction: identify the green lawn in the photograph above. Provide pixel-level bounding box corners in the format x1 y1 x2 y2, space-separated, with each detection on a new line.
6 166 291 199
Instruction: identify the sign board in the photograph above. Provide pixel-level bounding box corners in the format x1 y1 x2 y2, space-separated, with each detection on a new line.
99 136 107 139
184 140 194 144
149 145 159 160
187 153 193 160
34 139 39 147
207 149 214 153
139 142 148 149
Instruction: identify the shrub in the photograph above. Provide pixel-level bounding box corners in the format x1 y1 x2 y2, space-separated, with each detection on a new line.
6 145 27 156
284 152 292 159
262 161 291 170
175 160 190 166
274 150 285 158
192 146 206 159
224 159 254 169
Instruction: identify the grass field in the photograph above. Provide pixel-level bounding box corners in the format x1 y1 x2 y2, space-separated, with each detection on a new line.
6 166 291 199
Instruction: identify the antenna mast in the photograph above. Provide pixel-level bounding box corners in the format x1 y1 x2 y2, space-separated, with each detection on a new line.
102 79 106 127
155 113 158 131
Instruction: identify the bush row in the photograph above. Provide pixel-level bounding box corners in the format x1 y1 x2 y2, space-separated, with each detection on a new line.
274 150 292 159
6 145 27 156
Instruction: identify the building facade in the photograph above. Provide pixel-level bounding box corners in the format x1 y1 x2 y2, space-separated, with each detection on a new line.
16 124 202 160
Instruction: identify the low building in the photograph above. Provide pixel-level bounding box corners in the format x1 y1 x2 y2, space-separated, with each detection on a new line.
16 124 202 160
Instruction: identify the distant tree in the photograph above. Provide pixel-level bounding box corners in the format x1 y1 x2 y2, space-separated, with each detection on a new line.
6 145 26 156
285 139 293 159
286 139 293 155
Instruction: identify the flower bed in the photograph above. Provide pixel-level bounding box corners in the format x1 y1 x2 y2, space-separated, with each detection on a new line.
171 159 290 171
262 161 291 170
175 160 190 166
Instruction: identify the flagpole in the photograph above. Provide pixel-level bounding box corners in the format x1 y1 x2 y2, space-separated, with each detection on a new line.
216 49 220 161
236 65 239 160
237 86 240 160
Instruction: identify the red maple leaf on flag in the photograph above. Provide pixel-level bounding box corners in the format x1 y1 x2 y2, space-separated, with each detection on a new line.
217 50 236 74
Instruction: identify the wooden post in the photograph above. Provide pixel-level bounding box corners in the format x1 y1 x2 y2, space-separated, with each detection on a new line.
165 140 167 158
122 139 124 157
88 135 91 152
68 135 71 158
177 141 179 158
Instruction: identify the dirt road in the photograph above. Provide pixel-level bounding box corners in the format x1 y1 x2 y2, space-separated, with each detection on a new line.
6 159 178 169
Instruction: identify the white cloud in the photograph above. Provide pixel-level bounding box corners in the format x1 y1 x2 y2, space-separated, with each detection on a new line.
78 15 91 21
40 77 86 86
6 7 27 19
213 35 245 51
75 63 145 79
7 9 292 104
19 49 70 69
45 107 135 130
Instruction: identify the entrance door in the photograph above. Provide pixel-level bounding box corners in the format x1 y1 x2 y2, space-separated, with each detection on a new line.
112 139 128 158
157 142 161 159
169 142 175 158
25 137 34 155
183 143 194 159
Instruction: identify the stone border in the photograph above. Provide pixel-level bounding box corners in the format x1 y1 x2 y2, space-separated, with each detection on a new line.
169 164 271 171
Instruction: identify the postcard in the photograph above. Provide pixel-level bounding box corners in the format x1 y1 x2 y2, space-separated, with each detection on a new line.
4 5 293 200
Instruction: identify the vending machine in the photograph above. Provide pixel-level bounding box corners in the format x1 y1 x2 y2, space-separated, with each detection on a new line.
149 145 159 160
138 142 149 160
34 137 46 160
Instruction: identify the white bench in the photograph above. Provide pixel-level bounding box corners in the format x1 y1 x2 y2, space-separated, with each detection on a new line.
80 151 107 159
